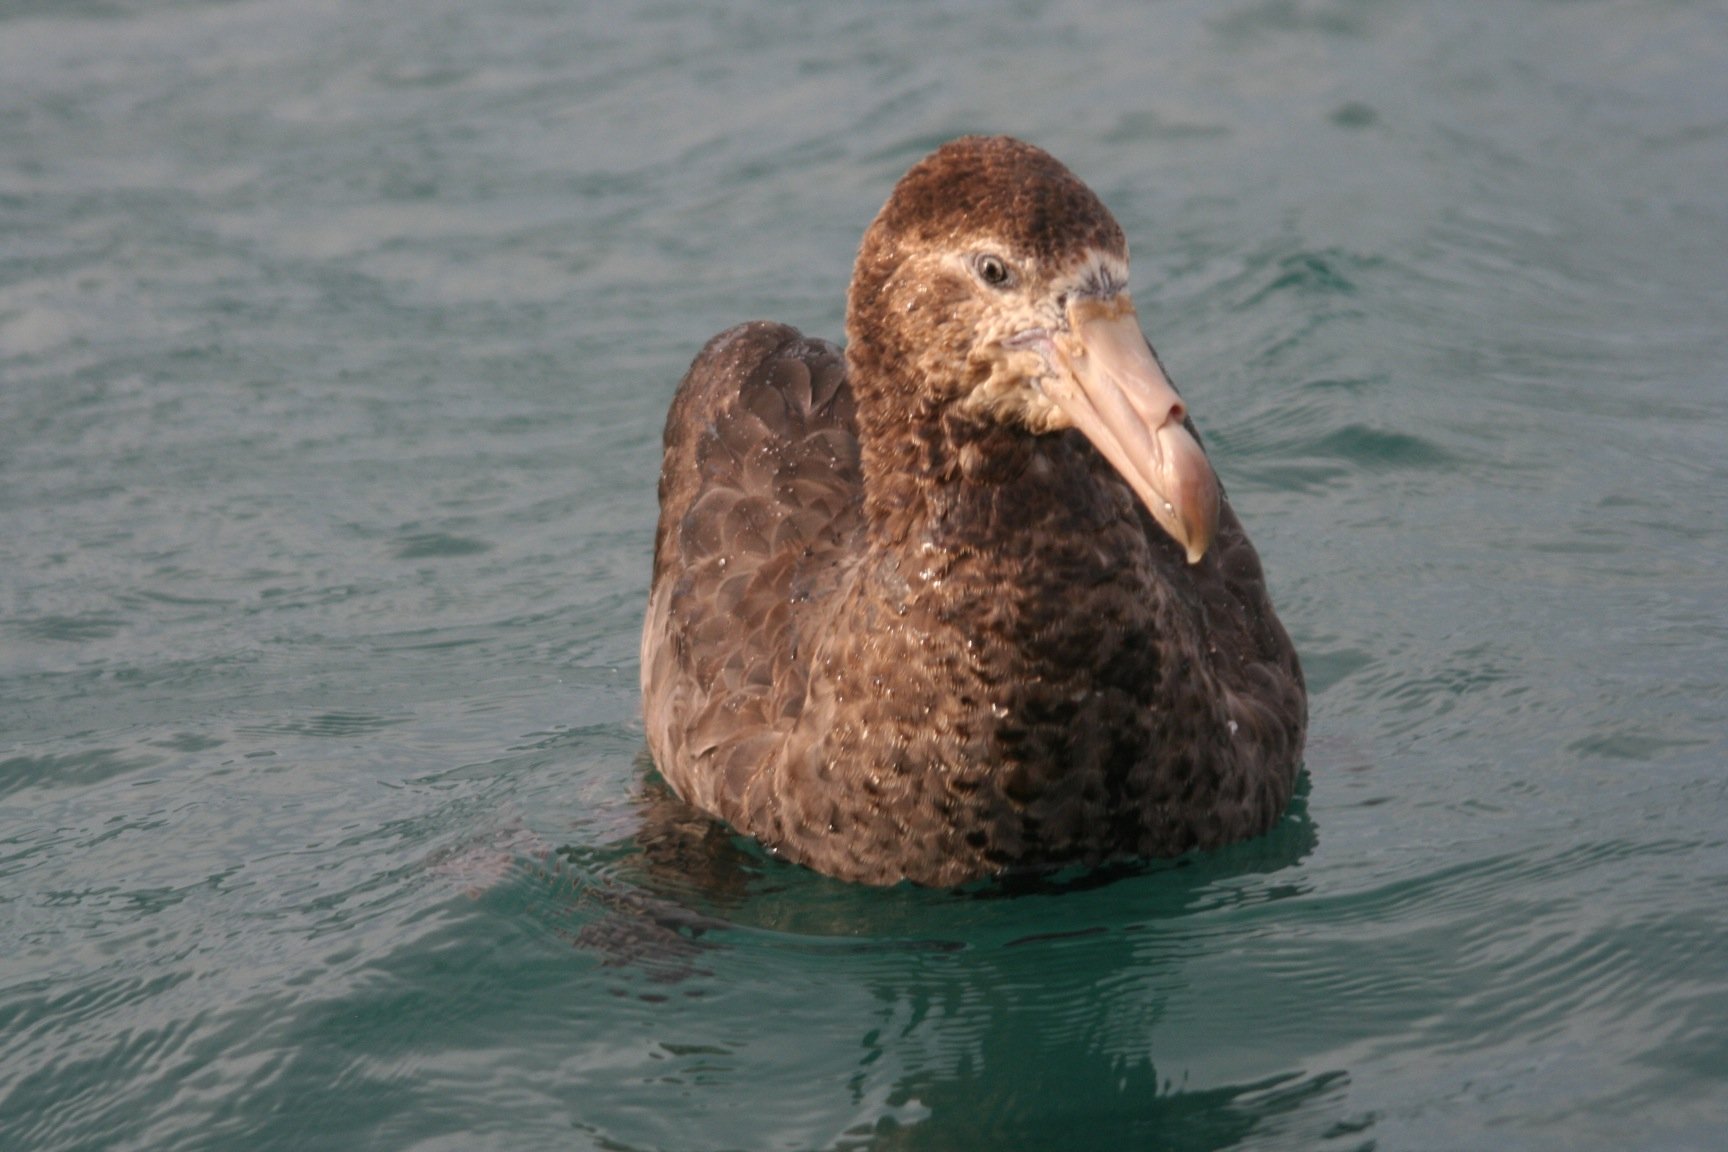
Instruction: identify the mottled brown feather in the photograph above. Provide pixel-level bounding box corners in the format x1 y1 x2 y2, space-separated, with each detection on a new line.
642 138 1306 886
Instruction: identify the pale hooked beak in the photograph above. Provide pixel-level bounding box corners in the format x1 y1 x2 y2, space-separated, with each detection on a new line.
1042 295 1221 563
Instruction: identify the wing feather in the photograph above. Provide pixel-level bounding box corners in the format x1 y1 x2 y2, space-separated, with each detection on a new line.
642 323 862 824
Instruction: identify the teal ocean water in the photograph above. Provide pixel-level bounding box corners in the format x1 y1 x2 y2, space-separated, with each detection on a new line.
4 2 1727 1148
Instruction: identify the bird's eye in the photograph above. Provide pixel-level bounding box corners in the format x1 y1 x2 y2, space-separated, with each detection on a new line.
974 253 1013 288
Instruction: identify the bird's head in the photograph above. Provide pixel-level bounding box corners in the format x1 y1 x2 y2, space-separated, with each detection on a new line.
846 135 1219 562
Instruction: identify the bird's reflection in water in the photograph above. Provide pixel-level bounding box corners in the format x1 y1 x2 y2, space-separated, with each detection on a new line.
552 764 1345 1149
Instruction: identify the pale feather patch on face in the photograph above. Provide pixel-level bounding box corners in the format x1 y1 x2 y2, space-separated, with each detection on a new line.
962 367 1073 431
959 246 1132 431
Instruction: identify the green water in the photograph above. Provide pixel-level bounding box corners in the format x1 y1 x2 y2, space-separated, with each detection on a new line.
4 1 1727 1148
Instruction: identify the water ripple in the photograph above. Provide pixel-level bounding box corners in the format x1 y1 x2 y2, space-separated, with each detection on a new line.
3 0 1727 1147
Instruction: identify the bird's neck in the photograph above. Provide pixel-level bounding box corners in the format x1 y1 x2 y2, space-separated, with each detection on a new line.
856 393 1122 554
856 397 963 543
846 337 1128 548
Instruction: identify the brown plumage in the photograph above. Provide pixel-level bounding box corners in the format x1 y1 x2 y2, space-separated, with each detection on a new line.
642 136 1305 887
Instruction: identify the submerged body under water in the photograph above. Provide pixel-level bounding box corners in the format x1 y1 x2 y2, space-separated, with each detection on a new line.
3 1 1727 1149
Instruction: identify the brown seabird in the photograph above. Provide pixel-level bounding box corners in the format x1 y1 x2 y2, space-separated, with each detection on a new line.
641 136 1306 886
